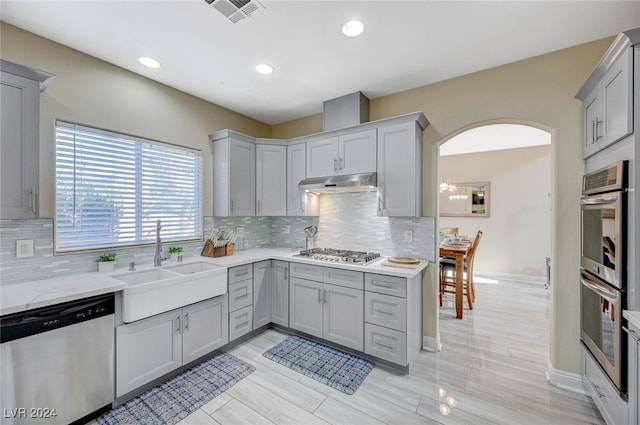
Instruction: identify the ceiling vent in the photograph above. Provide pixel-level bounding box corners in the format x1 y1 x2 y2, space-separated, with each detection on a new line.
205 0 265 24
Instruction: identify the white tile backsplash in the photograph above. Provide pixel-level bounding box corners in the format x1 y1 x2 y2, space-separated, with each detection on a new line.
0 193 434 285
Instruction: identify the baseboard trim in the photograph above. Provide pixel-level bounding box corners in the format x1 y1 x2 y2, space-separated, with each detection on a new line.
423 335 442 352
475 271 546 285
546 359 587 395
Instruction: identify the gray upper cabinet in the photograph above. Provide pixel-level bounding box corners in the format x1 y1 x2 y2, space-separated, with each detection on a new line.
287 143 318 216
377 121 423 217
577 34 634 159
1 60 54 219
256 144 286 216
306 129 376 178
210 130 256 216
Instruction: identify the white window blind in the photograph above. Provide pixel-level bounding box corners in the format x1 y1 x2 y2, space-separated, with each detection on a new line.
55 120 202 253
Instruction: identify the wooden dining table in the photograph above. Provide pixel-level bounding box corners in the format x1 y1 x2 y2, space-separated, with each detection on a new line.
440 240 473 319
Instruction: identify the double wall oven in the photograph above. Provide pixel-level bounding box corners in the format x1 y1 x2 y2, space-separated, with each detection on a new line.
580 160 628 395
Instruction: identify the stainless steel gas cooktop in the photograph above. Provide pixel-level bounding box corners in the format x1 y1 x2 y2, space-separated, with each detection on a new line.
293 248 382 265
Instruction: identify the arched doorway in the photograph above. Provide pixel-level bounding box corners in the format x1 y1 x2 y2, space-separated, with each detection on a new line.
438 123 552 281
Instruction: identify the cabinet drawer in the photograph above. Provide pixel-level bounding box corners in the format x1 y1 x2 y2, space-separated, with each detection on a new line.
290 262 323 281
364 323 407 366
323 267 363 290
365 292 406 332
228 280 252 312
228 264 253 284
365 273 407 298
229 306 253 342
582 348 628 425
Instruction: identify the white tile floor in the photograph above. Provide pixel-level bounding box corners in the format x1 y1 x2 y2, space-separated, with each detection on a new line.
99 277 606 424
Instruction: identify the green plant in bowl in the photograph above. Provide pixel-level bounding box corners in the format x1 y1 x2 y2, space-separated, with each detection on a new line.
168 246 183 254
96 252 117 262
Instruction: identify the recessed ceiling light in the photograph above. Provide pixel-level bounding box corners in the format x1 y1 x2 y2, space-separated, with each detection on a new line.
255 63 274 75
342 20 364 37
139 57 160 69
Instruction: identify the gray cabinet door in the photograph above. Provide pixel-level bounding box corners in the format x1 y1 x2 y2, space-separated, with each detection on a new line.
182 296 229 364
323 283 364 351
256 145 287 216
1 72 40 219
289 277 323 337
229 138 256 216
253 260 272 328
287 143 318 216
271 260 289 327
338 129 377 175
116 309 182 397
376 121 422 217
306 136 339 178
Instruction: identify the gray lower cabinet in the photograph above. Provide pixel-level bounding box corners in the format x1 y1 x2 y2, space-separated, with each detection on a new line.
253 260 272 328
289 264 364 351
625 321 640 425
116 296 228 397
271 260 289 327
363 273 420 367
228 264 254 342
581 346 628 425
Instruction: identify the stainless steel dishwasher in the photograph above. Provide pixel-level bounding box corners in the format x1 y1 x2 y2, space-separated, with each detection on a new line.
1 293 115 424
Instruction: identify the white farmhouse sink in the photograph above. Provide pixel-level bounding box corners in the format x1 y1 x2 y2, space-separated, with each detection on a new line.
165 261 221 274
114 262 227 323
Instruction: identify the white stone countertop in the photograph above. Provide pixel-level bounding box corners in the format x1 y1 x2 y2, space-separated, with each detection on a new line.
1 247 429 316
624 310 640 330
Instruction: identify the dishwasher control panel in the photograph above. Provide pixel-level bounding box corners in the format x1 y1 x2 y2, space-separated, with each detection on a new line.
0 293 115 343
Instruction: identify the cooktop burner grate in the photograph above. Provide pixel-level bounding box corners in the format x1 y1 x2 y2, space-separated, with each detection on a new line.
294 248 382 265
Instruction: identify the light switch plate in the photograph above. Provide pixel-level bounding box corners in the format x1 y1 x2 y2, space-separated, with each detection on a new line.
236 227 245 236
16 239 34 258
403 230 413 242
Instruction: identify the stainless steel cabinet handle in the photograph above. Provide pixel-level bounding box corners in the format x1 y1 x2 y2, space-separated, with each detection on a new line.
622 326 640 342
236 270 250 276
184 312 189 331
595 119 602 141
318 288 322 303
176 315 181 334
30 187 36 214
592 383 605 399
236 320 249 329
374 340 393 349
374 307 394 315
284 267 288 280
235 293 249 300
373 282 393 288
591 120 596 144
334 157 337 172
323 289 327 304
339 156 343 170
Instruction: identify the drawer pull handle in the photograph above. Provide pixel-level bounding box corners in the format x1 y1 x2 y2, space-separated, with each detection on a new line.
235 270 250 276
373 282 393 288
592 384 605 399
235 293 249 300
176 315 181 334
318 289 322 303
184 312 189 331
236 320 249 329
374 308 394 315
374 340 393 350
622 326 640 342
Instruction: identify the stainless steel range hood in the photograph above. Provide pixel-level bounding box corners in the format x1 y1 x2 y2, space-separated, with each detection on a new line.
298 172 377 193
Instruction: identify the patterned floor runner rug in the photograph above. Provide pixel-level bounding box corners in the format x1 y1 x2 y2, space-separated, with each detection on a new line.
98 352 255 425
263 335 374 395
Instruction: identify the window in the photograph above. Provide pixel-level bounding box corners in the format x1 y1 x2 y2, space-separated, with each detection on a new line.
55 120 202 253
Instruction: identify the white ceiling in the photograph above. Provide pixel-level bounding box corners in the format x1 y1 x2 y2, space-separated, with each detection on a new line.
1 1 639 126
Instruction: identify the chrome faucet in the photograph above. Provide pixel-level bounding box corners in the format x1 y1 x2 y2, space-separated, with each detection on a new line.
154 219 166 267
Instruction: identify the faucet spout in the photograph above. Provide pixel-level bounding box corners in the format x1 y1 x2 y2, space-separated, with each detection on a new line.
154 219 163 267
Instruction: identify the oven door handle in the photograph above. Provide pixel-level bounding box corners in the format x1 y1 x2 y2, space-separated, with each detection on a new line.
581 196 618 205
580 277 618 303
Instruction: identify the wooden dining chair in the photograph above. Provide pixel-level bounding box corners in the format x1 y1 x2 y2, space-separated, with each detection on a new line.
439 230 483 309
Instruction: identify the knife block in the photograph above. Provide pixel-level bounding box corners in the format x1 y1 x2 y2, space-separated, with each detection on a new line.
201 240 234 258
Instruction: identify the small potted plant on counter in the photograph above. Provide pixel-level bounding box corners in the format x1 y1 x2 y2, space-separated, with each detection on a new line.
96 252 117 272
168 246 183 261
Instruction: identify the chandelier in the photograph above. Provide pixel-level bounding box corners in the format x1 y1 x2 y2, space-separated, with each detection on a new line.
439 177 456 193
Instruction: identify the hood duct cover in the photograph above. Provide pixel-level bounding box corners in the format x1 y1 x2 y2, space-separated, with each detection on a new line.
298 172 377 194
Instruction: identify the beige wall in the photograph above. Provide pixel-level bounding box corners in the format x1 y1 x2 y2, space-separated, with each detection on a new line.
440 145 552 279
0 23 271 218
274 38 613 375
